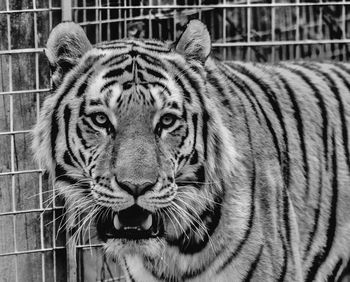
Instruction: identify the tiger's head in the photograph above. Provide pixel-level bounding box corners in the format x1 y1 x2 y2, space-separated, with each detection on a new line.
33 20 239 261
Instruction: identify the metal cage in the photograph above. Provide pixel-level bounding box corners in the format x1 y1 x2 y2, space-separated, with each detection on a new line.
1 0 350 281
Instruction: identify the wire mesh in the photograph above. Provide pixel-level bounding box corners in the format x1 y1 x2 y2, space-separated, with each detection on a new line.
1 0 350 282
0 1 69 281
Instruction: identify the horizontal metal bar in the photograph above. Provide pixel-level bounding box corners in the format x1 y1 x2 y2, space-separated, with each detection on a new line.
0 169 43 176
72 2 350 10
0 7 61 15
0 246 66 258
0 130 32 136
0 48 45 56
100 277 125 282
213 39 350 47
0 88 51 96
0 206 64 217
75 243 104 249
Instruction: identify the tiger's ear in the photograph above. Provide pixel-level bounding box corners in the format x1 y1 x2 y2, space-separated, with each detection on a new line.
175 20 211 64
45 22 92 88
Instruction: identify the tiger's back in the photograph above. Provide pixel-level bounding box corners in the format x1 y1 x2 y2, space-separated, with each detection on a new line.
205 59 350 281
32 20 350 281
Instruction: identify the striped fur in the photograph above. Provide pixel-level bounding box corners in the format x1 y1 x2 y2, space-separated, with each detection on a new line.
32 21 350 281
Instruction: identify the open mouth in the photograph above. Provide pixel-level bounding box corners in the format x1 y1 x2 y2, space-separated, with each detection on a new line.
96 205 164 241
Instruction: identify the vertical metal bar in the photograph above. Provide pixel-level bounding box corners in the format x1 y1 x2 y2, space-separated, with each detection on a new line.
50 3 56 281
342 0 346 60
33 0 45 282
173 0 176 41
83 0 86 23
247 0 251 60
271 0 275 62
124 0 127 37
32 2 46 281
61 0 72 21
295 0 300 59
5 0 18 281
223 0 226 60
118 1 122 38
318 0 323 59
129 0 132 38
49 3 56 280
61 0 76 279
107 0 110 41
95 0 99 43
49 0 52 30
149 0 153 38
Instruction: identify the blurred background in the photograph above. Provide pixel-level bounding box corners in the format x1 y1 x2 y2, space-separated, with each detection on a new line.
1 0 350 281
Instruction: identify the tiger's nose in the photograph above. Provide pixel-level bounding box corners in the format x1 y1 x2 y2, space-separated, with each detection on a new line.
116 178 155 197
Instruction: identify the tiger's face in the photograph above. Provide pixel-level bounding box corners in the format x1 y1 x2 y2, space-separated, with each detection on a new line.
74 53 202 253
33 21 219 258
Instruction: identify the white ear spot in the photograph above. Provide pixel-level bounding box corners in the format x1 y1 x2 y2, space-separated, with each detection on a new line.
175 20 211 64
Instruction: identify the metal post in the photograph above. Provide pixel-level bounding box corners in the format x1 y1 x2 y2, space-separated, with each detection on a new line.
62 0 72 22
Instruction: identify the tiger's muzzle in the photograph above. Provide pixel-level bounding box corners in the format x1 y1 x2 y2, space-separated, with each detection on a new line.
96 115 166 241
96 205 164 241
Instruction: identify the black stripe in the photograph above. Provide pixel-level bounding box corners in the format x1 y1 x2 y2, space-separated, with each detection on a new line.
280 64 329 171
217 97 256 273
103 68 125 79
174 72 192 103
202 110 209 160
166 192 223 256
242 245 264 282
79 150 86 165
76 71 93 97
277 228 288 282
327 259 343 282
235 63 290 187
306 130 338 281
139 53 163 68
303 153 323 259
277 72 310 196
301 62 350 173
76 125 91 150
123 259 136 282
55 164 77 184
223 63 283 166
328 68 350 171
216 63 262 124
63 151 74 167
189 113 199 165
50 55 101 160
63 106 82 169
334 62 350 74
78 98 86 117
144 67 166 80
140 45 171 53
206 67 235 113
168 60 202 103
101 54 128 66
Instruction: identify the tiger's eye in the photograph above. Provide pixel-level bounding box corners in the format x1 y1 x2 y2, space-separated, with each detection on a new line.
92 113 109 127
160 114 177 128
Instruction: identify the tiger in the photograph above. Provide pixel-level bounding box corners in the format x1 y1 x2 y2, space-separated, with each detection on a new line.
32 20 350 281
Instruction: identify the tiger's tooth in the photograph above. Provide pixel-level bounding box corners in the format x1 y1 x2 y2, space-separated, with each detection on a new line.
141 214 153 230
113 215 121 230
